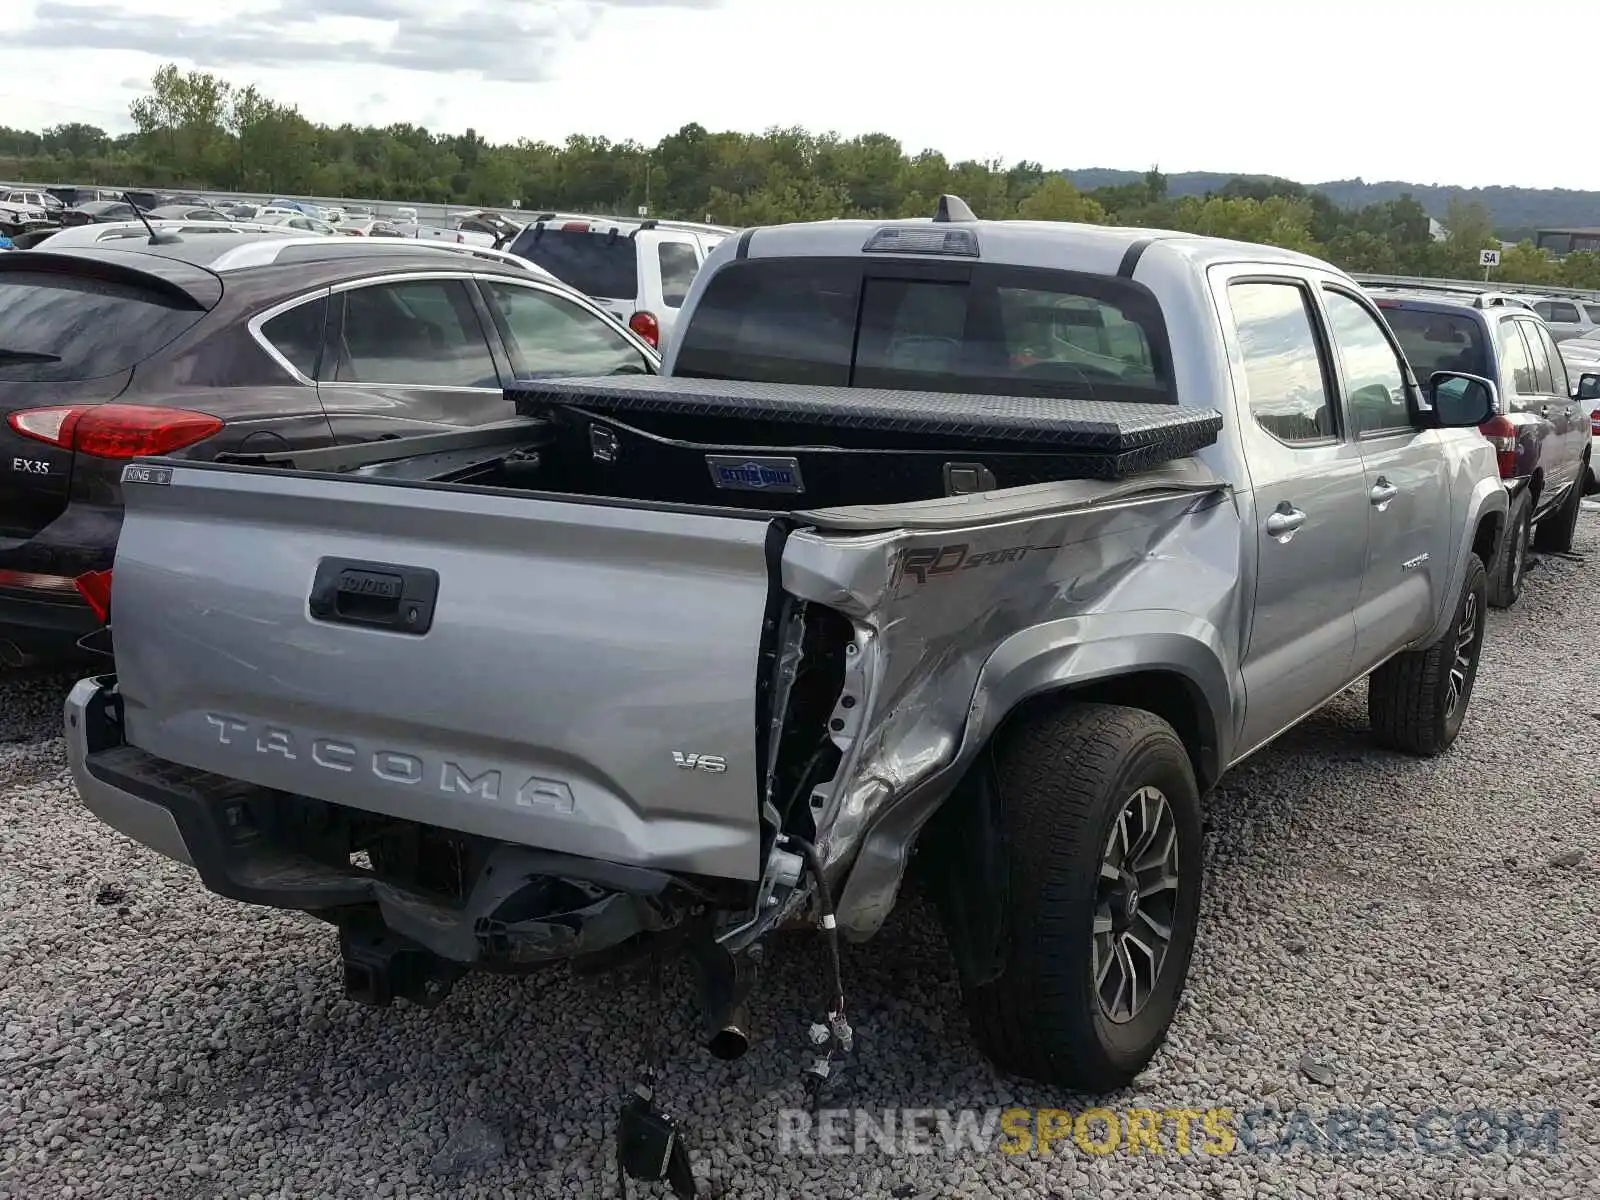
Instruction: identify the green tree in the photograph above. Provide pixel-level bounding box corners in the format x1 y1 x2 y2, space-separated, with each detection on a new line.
1166 195 1323 255
0 57 1558 298
1494 241 1562 286
1016 176 1107 223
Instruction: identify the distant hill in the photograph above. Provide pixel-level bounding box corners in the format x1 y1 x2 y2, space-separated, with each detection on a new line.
1063 169 1600 241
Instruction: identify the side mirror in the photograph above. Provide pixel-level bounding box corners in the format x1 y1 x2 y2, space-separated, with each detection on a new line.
1428 371 1498 427
1577 373 1600 403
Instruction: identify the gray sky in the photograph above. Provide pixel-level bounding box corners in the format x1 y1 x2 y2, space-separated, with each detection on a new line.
0 0 1587 190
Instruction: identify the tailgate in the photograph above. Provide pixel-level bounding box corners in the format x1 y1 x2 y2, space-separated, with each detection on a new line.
109 463 775 881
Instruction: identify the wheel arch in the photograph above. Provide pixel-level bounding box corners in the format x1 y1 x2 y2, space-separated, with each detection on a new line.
962 618 1235 792
914 678 1211 993
1473 505 1505 570
1419 476 1508 649
833 614 1235 947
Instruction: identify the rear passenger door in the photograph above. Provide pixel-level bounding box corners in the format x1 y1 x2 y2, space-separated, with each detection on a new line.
1498 318 1569 515
477 277 655 378
1317 284 1447 670
1215 272 1370 752
1523 318 1585 497
315 273 511 442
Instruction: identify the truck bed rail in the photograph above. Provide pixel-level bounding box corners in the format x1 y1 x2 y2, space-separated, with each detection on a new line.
214 417 546 474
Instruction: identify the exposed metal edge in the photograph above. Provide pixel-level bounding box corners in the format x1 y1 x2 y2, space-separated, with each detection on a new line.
794 460 1230 531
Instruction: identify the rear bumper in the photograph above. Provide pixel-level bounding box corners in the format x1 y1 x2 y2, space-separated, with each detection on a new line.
0 588 98 663
0 499 121 661
65 676 690 965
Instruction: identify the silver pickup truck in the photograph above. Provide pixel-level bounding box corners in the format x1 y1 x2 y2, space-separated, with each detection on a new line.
64 199 1508 1117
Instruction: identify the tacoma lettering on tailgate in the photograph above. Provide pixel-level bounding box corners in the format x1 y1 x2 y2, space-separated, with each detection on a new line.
203 713 576 813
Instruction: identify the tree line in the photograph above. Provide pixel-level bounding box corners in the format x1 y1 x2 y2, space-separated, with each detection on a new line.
4 64 1599 291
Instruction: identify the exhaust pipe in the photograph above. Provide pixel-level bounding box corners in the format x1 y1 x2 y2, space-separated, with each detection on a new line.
694 942 757 1061
708 1011 750 1062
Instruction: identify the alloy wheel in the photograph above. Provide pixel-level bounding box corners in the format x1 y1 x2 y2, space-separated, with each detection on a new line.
1510 513 1529 592
1445 592 1480 718
1092 786 1180 1024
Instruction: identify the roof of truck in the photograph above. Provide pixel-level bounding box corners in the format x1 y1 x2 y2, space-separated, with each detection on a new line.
734 215 1334 278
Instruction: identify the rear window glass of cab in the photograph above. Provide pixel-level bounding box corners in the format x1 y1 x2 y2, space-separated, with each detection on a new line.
673 256 1175 405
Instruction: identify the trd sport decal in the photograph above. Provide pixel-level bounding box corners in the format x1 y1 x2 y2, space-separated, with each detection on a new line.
890 541 1063 588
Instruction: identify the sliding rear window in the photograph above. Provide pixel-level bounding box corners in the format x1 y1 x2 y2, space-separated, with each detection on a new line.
672 257 1175 404
0 270 206 382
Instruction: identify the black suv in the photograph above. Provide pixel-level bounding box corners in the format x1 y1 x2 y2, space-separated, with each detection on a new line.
1371 287 1594 608
0 231 658 663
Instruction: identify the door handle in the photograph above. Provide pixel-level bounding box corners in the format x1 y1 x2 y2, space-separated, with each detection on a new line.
1369 478 1399 507
309 557 439 634
1265 503 1307 540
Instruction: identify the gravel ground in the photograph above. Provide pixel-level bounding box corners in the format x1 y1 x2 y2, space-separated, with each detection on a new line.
2 527 1598 1200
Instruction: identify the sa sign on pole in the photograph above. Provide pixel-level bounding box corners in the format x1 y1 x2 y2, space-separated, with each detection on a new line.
1479 249 1501 267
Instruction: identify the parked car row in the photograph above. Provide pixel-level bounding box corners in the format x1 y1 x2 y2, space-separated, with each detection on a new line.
503 211 734 348
1515 293 1600 342
0 222 656 665
56 201 1536 1193
1366 284 1597 609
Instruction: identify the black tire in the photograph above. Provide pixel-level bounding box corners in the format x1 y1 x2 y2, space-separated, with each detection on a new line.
1532 462 1585 554
1368 553 1487 757
1487 489 1531 610
960 702 1202 1091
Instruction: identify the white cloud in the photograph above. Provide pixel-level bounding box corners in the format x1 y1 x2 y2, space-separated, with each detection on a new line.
0 0 1588 191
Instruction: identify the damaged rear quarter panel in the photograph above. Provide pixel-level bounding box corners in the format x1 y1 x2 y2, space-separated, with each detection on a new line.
780 486 1244 941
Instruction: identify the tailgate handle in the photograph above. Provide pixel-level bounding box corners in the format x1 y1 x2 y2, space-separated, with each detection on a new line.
309 558 438 635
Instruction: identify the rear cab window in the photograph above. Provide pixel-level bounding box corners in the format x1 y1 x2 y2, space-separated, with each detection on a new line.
672 257 1174 405
0 270 206 382
507 225 639 300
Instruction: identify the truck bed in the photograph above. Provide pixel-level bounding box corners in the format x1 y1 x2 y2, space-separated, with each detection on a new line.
99 427 1230 896
234 377 1224 510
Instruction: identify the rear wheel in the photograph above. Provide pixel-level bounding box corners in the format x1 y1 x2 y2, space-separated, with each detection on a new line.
1368 553 1487 756
1532 463 1585 554
1488 490 1531 609
960 703 1202 1091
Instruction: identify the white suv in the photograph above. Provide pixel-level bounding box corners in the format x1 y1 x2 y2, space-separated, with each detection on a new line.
505 213 733 350
0 189 52 225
